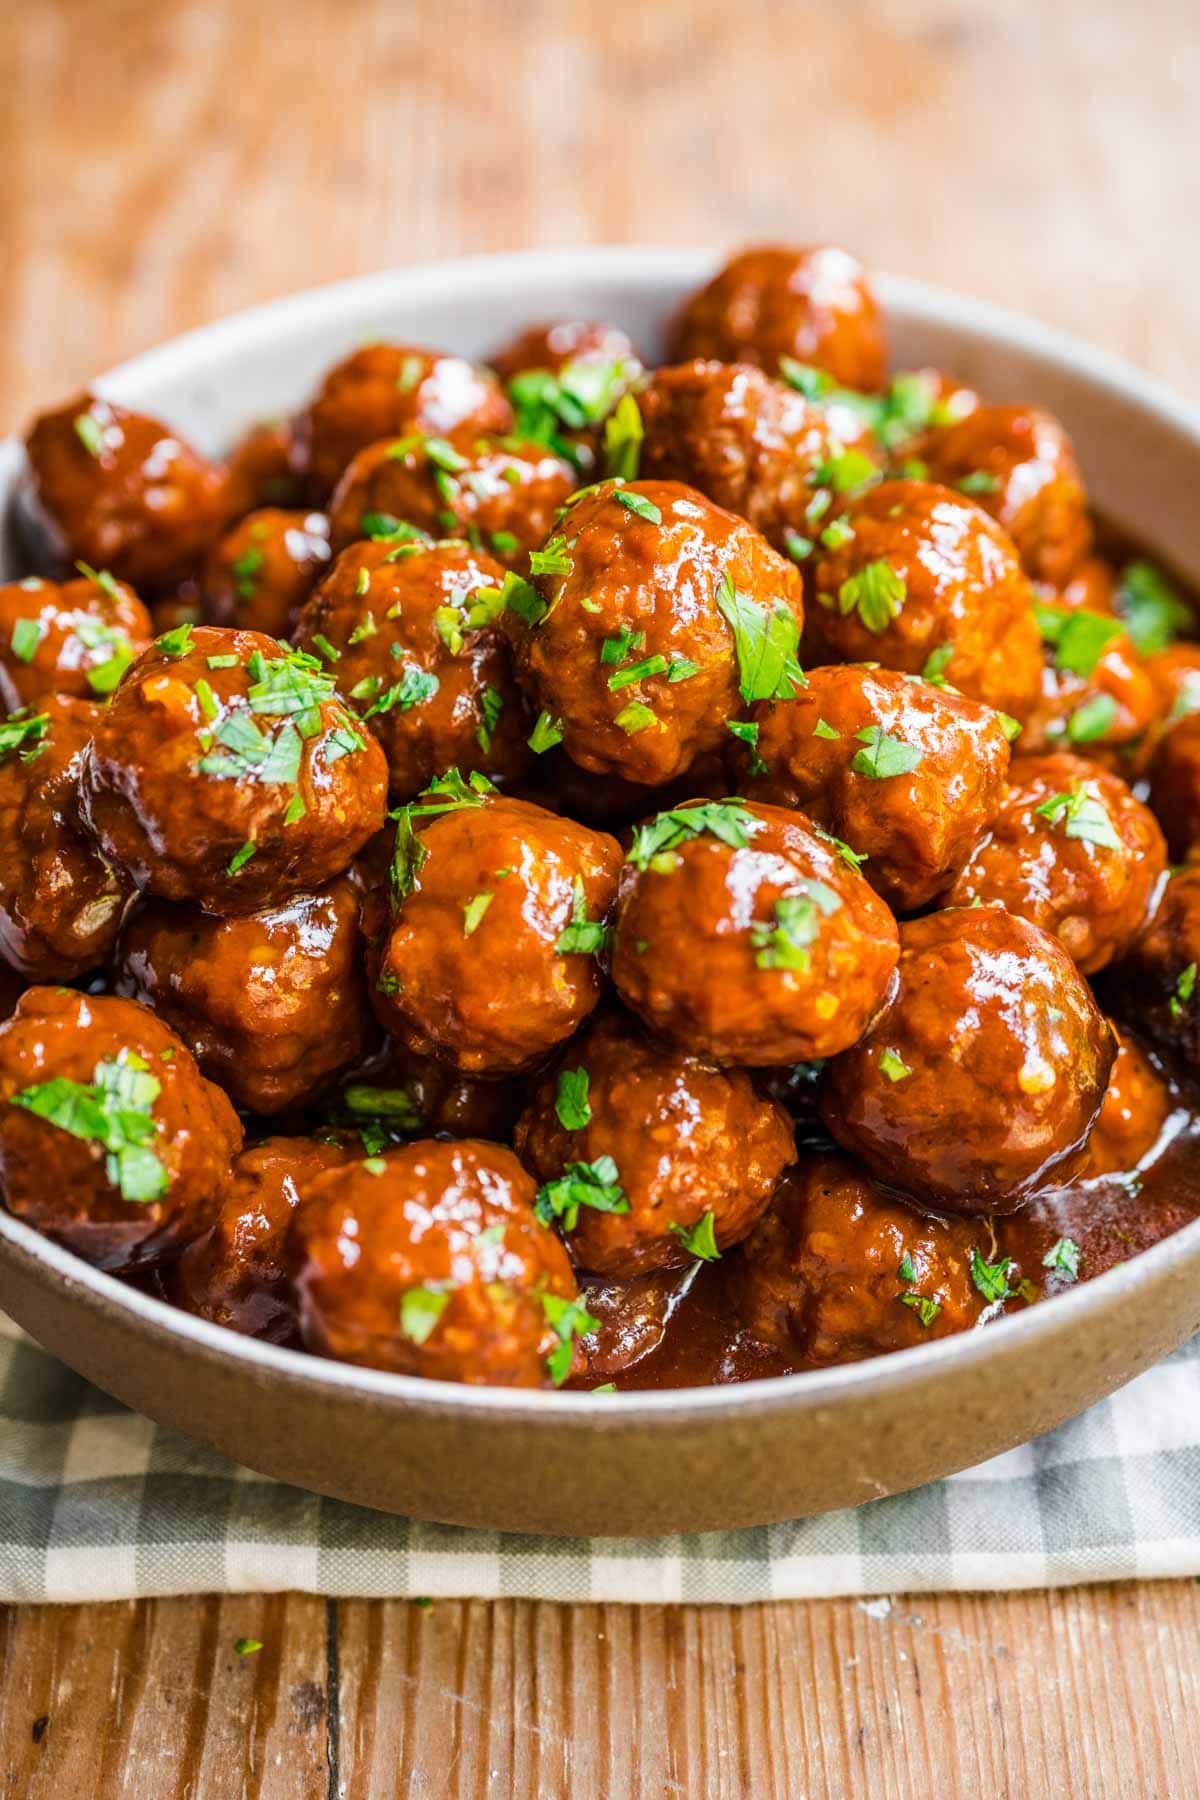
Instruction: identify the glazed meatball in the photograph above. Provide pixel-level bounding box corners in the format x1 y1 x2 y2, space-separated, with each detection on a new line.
492 320 644 476
946 754 1166 974
1021 600 1157 769
0 987 241 1270
326 432 575 565
805 480 1043 720
114 875 368 1113
1054 556 1118 615
169 1135 356 1340
576 1265 697 1381
293 344 513 501
821 907 1115 1214
611 799 899 1065
731 1154 990 1364
1149 714 1200 859
669 245 887 391
490 318 642 385
1145 641 1200 725
1101 869 1200 1078
915 403 1092 587
23 393 229 593
294 539 533 800
637 360 880 557
1083 1031 1177 1178
291 1139 585 1386
0 696 134 980
372 786 621 1075
79 625 388 914
514 1011 795 1277
504 479 804 785
222 420 305 517
0 570 151 712
739 663 1013 910
336 1037 523 1143
202 508 330 636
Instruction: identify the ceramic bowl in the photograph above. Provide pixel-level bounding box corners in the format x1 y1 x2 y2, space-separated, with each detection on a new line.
2 248 1199 1535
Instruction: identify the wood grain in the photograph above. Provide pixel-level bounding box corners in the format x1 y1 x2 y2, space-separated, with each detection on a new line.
2 0 1199 1792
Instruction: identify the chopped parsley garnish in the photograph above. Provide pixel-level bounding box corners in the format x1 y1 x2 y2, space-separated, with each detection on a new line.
11 1049 167 1203
529 535 574 579
628 801 763 871
726 719 767 774
234 1637 264 1657
1034 604 1123 680
1170 962 1197 1021
820 517 855 552
812 447 877 494
750 880 841 972
955 470 1000 496
528 710 564 753
476 683 504 753
541 1292 600 1387
1042 1237 1081 1283
784 529 814 563
715 573 804 702
246 645 334 734
836 560 906 634
534 1155 629 1230
362 665 439 718
555 1068 592 1131
1116 560 1192 656
851 726 923 779
74 559 122 602
1033 781 1122 851
614 489 662 525
921 643 955 685
614 700 657 734
360 513 430 544
343 1085 425 1131
969 1248 1013 1305
156 622 194 658
879 1049 912 1082
556 877 609 954
73 411 105 456
69 614 136 695
668 657 701 682
601 627 645 665
897 1252 917 1283
227 841 257 875
462 891 494 936
0 711 49 761
230 546 263 599
310 632 341 662
283 793 307 826
813 824 867 870
670 1211 721 1262
1066 691 1118 744
813 717 840 740
603 393 643 481
509 357 634 460
396 353 425 392
900 1292 942 1328
607 654 668 691
400 1283 450 1345
10 617 43 663
207 653 239 669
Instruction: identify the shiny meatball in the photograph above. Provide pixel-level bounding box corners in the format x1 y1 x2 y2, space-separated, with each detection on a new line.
612 799 899 1065
669 245 887 391
914 403 1092 586
23 393 229 593
576 1265 697 1381
223 420 305 517
1021 600 1157 769
739 663 1013 910
0 696 134 980
1145 642 1200 725
806 480 1042 719
0 571 151 712
1083 1031 1177 1178
294 539 533 800
291 1140 584 1386
637 360 879 556
202 508 330 636
946 754 1166 974
491 320 644 477
326 432 575 566
294 344 513 501
731 1154 990 1363
1101 869 1200 1078
372 788 621 1075
504 479 804 785
490 318 642 384
169 1135 355 1340
1149 715 1200 859
514 1011 795 1277
114 875 368 1113
79 625 388 914
336 1036 523 1143
821 907 1115 1214
1054 556 1118 615
0 987 241 1270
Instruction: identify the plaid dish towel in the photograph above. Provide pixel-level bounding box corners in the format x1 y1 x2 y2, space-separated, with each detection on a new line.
4 1311 1200 1605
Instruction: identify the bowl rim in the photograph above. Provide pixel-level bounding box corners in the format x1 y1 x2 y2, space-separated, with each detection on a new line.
6 242 1200 1426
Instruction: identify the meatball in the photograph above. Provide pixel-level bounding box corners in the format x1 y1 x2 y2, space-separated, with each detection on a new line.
294 539 533 800
0 987 241 1270
372 785 621 1075
0 570 152 712
946 754 1166 974
1101 869 1200 1079
637 359 880 557
490 318 642 385
291 1139 584 1386
23 393 229 593
1145 642 1200 725
1054 556 1118 615
222 420 305 517
730 1154 991 1364
1149 714 1200 859
611 798 899 1065
0 696 134 980
114 875 368 1113
202 507 330 636
514 1012 795 1277
1021 600 1157 769
491 321 644 476
326 432 575 565
805 480 1043 719
293 344 513 500
1083 1031 1177 1179
80 625 386 913
914 403 1092 587
168 1135 355 1340
820 907 1115 1214
739 662 1013 910
668 245 887 391
576 1266 698 1381
504 478 804 785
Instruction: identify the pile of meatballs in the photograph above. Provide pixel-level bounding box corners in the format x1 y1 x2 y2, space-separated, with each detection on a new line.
2 243 1199 1393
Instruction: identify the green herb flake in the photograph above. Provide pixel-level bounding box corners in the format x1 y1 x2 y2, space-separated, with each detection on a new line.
529 535 574 579
207 653 239 669
554 1067 592 1131
715 573 804 703
614 489 662 525
969 1248 1014 1305
73 411 106 457
556 876 609 955
0 711 50 761
155 622 194 658
879 1049 912 1082
750 881 841 972
1170 962 1197 1021
400 1284 450 1344
669 1211 721 1262
921 643 955 685
603 393 643 481
1042 1237 1081 1283
1117 560 1193 656
600 627 645 665
628 802 763 870
234 1637 264 1657
476 683 504 753
955 470 1000 496
1066 691 1119 744
541 1292 601 1387
227 841 257 875
283 793 307 826
462 890 494 936
607 654 668 692
851 726 923 779
614 699 658 735
898 1252 917 1283
813 717 840 740
784 529 814 563
11 1049 168 1204
668 657 701 683
362 666 439 718
528 710 564 753
900 1292 942 1328
837 560 906 634
10 618 44 664
310 632 341 663
1033 781 1122 851
535 1155 629 1231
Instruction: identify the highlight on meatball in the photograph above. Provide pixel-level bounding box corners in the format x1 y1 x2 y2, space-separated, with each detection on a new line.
372 776 622 1075
503 478 805 785
514 1011 795 1277
0 569 152 712
79 624 388 914
820 906 1116 1213
0 987 241 1271
202 507 330 636
291 1139 587 1386
611 798 899 1065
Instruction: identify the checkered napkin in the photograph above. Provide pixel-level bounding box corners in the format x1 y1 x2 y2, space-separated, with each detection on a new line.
4 1310 1200 1605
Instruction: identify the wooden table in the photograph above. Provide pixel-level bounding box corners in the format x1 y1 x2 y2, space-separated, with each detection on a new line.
2 0 1199 1792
